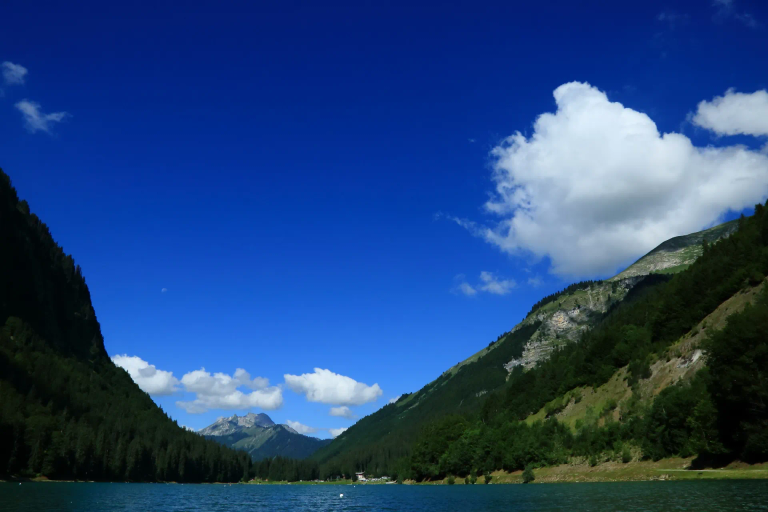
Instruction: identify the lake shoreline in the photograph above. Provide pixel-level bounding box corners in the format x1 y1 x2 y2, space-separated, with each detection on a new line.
411 457 768 485
4 458 768 486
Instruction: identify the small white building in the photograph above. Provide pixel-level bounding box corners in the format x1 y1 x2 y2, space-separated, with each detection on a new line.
355 472 367 482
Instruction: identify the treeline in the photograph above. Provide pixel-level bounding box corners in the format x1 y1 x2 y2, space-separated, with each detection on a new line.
311 322 541 477
0 169 253 482
252 457 322 481
526 280 601 317
319 207 768 479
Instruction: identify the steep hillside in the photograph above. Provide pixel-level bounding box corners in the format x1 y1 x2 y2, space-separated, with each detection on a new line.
401 209 768 480
0 168 252 482
312 216 748 477
201 413 331 460
525 279 766 431
612 220 739 280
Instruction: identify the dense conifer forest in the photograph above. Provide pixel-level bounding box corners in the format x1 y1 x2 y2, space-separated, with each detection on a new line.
0 169 253 482
315 207 768 480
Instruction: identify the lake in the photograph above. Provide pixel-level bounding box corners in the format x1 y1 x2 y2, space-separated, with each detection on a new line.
2 481 768 511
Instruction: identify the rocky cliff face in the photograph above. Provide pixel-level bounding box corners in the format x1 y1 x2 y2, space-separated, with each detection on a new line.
504 277 641 370
502 220 738 371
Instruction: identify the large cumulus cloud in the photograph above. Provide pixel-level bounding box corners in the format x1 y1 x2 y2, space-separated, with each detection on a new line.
462 82 768 277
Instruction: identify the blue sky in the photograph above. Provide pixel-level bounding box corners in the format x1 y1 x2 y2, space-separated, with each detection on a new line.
2 0 768 436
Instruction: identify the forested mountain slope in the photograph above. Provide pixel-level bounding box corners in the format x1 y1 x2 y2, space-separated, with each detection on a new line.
201 413 331 460
0 169 252 482
313 213 763 479
404 210 768 480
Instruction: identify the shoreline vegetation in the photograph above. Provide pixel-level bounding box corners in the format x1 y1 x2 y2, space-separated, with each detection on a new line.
4 458 768 485
415 458 768 484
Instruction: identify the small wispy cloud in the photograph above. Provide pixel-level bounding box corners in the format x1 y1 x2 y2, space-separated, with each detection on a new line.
656 11 689 29
711 0 761 28
478 271 516 295
2 61 27 85
527 276 543 288
457 281 477 296
161 288 168 293
329 406 356 419
453 271 515 297
388 395 402 404
15 99 69 134
735 12 760 28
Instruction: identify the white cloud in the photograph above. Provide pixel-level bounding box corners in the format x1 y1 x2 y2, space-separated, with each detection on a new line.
329 406 356 419
181 367 269 394
388 395 402 404
112 354 179 396
454 81 768 277
456 281 477 296
478 271 516 295
711 0 760 27
712 0 733 19
692 89 768 137
527 276 543 288
285 420 319 435
735 12 760 28
15 100 69 134
329 427 348 438
657 11 688 28
176 367 281 414
454 272 515 296
284 368 382 406
2 61 27 85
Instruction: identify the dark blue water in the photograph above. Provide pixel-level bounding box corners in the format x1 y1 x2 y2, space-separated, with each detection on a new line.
2 481 768 511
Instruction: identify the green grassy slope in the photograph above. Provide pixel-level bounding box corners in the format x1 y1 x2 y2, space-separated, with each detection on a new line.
612 220 738 280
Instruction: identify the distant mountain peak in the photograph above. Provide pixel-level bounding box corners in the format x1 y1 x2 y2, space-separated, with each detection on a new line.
199 412 275 436
199 415 330 460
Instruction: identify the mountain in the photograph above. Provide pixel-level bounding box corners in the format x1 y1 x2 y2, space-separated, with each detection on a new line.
312 214 765 478
200 413 331 460
0 168 252 482
611 219 739 280
199 412 275 436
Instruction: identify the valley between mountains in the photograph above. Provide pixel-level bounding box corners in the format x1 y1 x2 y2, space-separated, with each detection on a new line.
2 166 768 484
